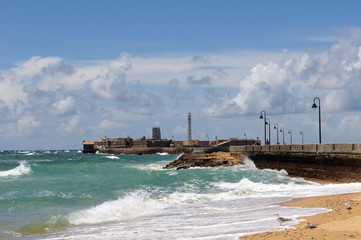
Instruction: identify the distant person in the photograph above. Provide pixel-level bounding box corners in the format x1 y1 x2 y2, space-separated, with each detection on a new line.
255 137 261 145
266 139 270 145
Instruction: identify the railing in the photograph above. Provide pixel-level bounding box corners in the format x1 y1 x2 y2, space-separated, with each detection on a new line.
230 143 361 155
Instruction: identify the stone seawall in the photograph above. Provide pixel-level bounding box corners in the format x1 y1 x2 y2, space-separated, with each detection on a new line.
96 146 229 155
230 143 361 182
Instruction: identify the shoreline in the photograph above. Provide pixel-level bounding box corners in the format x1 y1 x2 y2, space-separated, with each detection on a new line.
239 191 361 240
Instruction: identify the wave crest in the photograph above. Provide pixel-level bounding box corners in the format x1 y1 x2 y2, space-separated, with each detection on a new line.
0 161 32 177
67 190 166 225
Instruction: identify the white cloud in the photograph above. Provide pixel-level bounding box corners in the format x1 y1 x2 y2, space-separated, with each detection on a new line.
16 115 41 137
52 96 76 116
57 115 81 136
337 115 361 139
202 26 361 117
173 126 187 135
2 27 361 148
86 53 132 101
98 120 126 130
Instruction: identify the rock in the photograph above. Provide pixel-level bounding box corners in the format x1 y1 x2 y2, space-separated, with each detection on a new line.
164 152 244 169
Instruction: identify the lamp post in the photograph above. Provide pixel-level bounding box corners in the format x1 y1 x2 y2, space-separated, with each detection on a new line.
259 111 267 145
288 129 292 145
300 130 304 144
280 127 285 144
311 97 321 144
274 124 279 144
266 118 271 145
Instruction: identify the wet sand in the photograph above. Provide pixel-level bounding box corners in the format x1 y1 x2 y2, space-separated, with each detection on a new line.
239 192 361 240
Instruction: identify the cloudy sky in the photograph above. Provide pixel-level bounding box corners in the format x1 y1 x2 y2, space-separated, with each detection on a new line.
1 0 361 150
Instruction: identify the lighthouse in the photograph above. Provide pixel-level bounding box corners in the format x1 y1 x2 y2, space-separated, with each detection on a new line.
187 112 192 144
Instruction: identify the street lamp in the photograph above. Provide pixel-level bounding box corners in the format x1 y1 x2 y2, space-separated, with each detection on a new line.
288 129 292 145
311 97 321 144
266 118 271 145
280 127 285 144
243 133 247 140
300 130 304 144
259 111 267 145
274 123 279 144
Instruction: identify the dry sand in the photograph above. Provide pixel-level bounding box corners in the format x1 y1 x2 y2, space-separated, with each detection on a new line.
239 192 361 240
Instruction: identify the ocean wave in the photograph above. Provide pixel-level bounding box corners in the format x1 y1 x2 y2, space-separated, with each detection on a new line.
0 161 32 177
105 155 120 160
67 190 166 225
36 190 92 199
156 152 169 156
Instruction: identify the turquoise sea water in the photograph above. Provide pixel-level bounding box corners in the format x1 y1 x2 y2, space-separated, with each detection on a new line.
1 150 361 239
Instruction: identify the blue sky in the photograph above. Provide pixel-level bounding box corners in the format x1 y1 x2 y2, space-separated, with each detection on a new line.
1 0 361 149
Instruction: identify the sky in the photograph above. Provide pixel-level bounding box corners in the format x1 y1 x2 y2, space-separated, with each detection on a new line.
1 0 361 150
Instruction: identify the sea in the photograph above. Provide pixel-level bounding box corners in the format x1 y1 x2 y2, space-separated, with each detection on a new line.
1 150 361 240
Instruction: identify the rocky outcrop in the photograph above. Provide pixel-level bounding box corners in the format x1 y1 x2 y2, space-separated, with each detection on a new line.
164 152 244 169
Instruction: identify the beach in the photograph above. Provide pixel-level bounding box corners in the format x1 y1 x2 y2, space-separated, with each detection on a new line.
239 191 361 240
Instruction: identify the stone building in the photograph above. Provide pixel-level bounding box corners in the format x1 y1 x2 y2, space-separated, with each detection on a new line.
152 127 161 140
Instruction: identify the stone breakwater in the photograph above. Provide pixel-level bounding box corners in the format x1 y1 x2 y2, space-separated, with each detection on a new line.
164 152 244 169
231 143 361 183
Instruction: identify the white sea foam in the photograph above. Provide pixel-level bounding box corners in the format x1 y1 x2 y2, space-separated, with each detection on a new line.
105 155 120 160
67 190 166 225
0 161 32 177
242 156 257 169
41 189 330 240
156 152 169 156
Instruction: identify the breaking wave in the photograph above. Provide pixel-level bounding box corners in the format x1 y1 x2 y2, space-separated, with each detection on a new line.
0 161 32 177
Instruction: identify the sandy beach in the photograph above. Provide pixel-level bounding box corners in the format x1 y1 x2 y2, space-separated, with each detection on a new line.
239 191 361 240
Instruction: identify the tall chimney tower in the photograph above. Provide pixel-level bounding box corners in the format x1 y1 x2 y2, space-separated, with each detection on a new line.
187 112 192 144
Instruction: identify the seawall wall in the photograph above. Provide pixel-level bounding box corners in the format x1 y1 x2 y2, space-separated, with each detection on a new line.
230 143 361 183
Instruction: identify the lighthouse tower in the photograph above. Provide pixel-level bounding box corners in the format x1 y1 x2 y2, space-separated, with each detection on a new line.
187 112 192 144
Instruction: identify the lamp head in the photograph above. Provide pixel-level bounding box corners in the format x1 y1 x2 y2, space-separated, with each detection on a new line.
259 114 263 119
273 126 276 129
311 103 318 109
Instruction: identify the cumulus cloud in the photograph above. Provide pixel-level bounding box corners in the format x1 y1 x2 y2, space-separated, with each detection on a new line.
16 115 41 137
52 96 76 116
167 78 189 99
98 120 126 130
2 27 361 146
57 115 81 136
187 76 213 86
337 115 361 139
173 126 187 135
191 55 210 64
202 26 361 117
86 53 132 101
